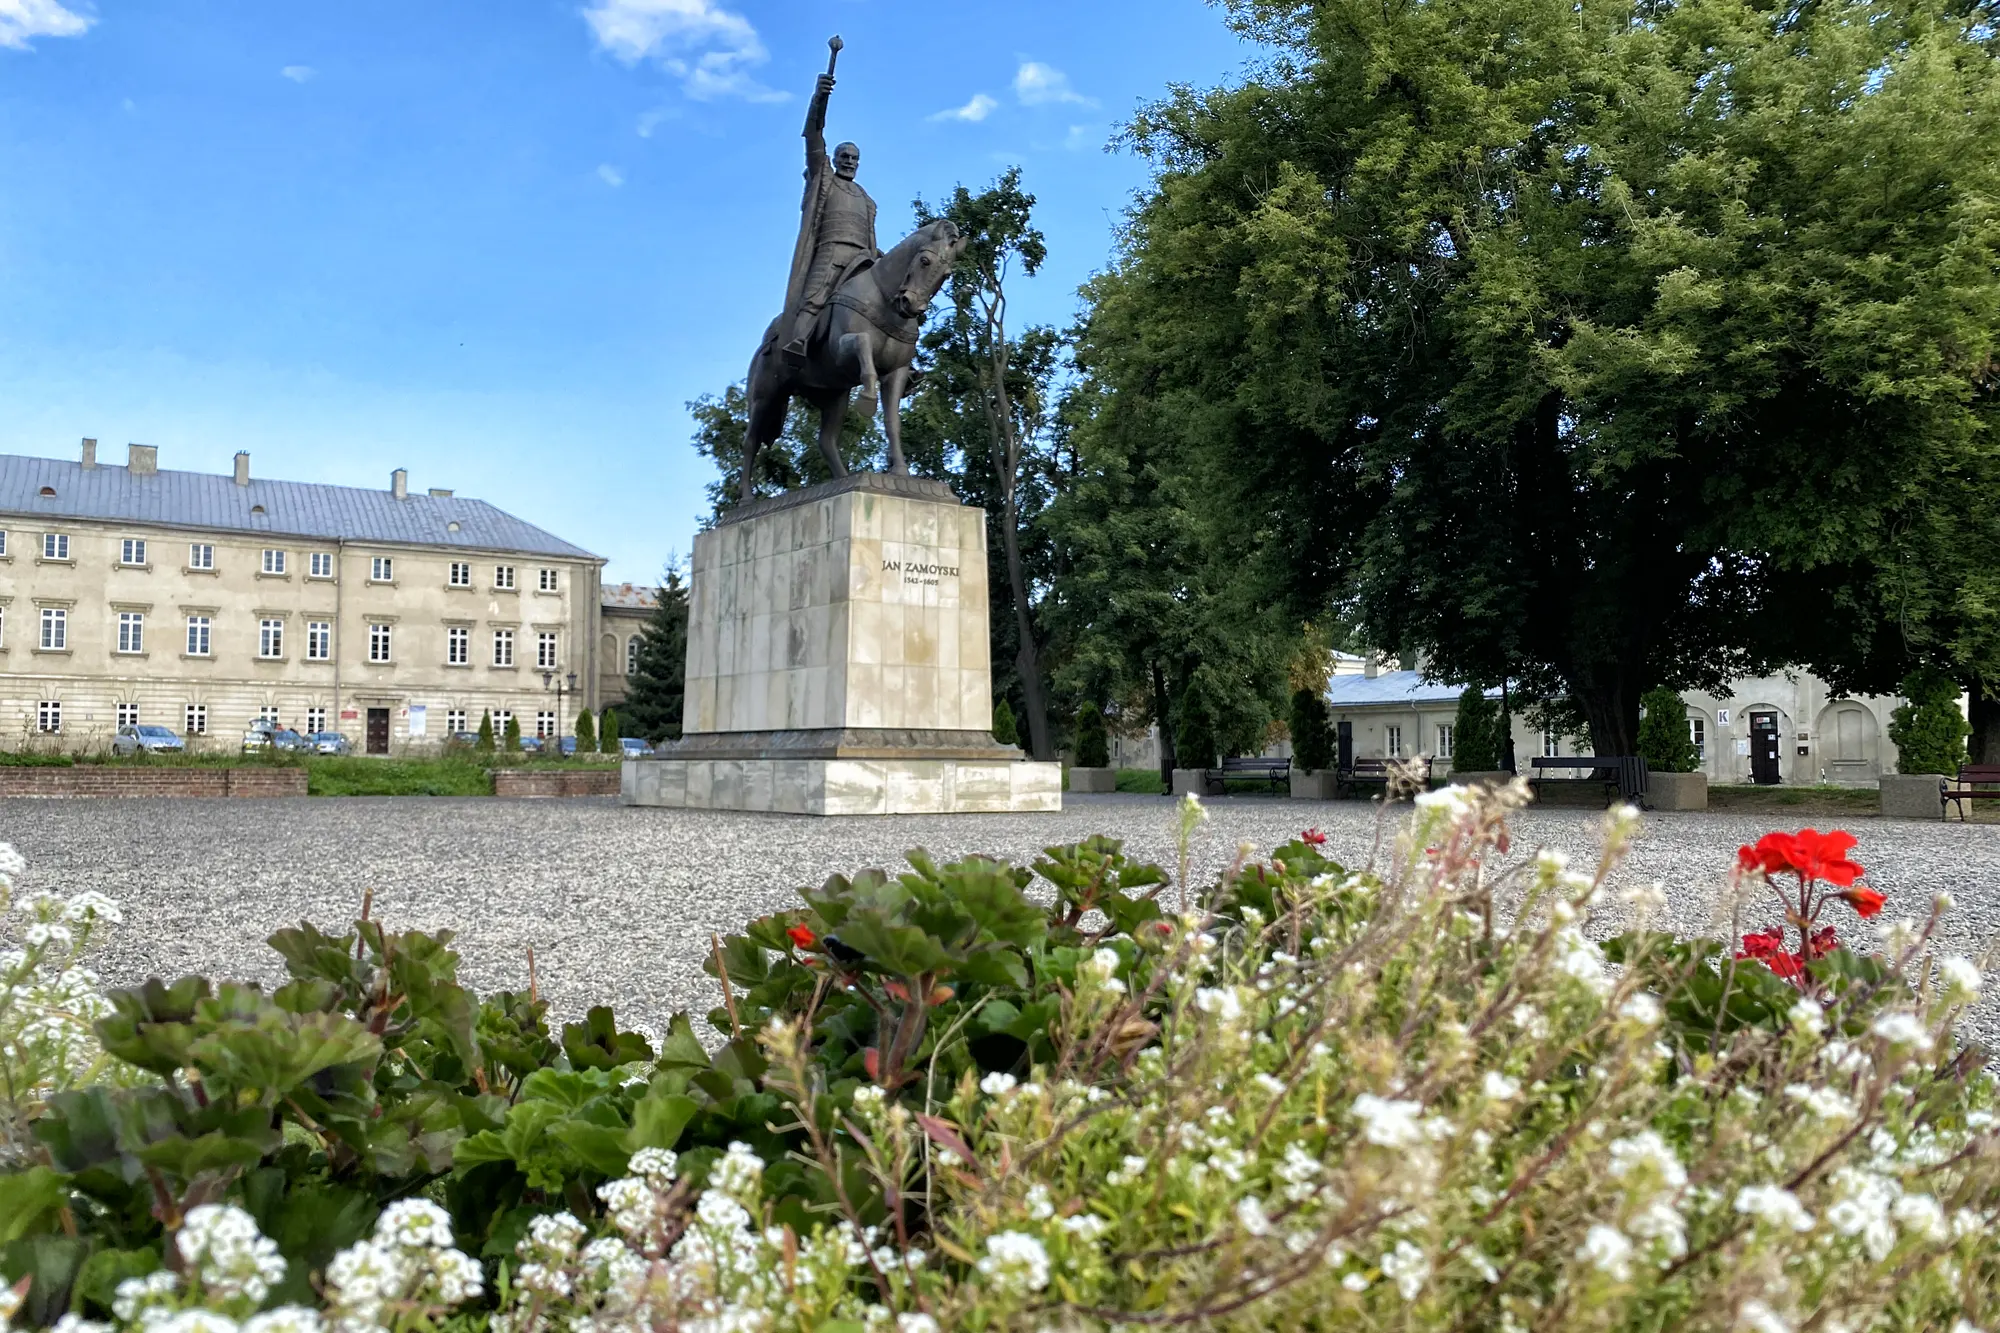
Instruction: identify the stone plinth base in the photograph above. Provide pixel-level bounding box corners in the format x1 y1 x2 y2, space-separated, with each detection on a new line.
1069 767 1117 794
1647 771 1707 811
622 756 1061 816
1880 774 1945 820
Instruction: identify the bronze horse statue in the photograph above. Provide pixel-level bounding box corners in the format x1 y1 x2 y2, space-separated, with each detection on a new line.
740 218 965 502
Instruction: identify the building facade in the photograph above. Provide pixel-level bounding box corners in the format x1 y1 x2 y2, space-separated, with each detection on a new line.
597 582 657 711
1 441 609 753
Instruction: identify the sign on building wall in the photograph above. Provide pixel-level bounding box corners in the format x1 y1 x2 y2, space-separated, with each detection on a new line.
408 704 428 738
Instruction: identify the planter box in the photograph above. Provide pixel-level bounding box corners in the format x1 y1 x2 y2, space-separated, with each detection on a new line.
496 769 622 798
1880 774 1946 820
0 767 307 799
1171 768 1209 798
1289 770 1339 799
1068 767 1117 794
1647 771 1707 811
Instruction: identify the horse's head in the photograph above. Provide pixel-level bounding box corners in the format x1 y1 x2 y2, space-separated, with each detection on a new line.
889 219 967 321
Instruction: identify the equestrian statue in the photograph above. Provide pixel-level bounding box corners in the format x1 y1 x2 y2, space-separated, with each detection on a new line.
739 36 965 502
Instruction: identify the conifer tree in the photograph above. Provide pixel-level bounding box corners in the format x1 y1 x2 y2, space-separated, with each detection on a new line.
623 569 690 743
476 710 495 754
502 714 521 753
574 708 596 755
993 700 1019 747
600 708 621 753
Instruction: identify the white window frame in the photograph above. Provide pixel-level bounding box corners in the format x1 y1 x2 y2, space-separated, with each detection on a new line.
494 565 516 590
186 616 212 657
447 626 469 665
116 702 140 728
370 556 394 582
536 631 558 669
258 705 281 726
538 568 558 592
368 622 392 663
448 561 471 588
259 618 285 659
493 709 513 736
309 552 334 578
39 607 66 651
306 707 328 733
43 533 70 561
189 543 215 570
492 629 514 667
1690 718 1706 763
0 605 7 648
117 611 145 654
0 530 8 557
306 621 331 661
1437 723 1454 759
446 709 467 734
1542 729 1561 759
121 537 147 566
536 710 557 739
185 703 208 735
262 549 287 575
1384 724 1403 760
36 701 60 734
626 636 640 675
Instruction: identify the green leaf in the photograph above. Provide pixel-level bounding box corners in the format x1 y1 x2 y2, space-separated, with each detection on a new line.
0 1168 68 1243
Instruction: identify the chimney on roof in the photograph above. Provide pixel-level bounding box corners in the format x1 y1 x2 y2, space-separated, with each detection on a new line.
233 451 250 486
128 444 158 475
428 487 453 498
391 468 408 500
80 438 97 469
1363 656 1380 680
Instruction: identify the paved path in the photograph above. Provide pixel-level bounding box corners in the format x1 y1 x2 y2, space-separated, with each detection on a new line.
5 793 1996 1046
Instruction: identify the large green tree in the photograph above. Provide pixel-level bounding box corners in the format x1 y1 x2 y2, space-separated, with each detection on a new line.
1085 0 2000 754
621 567 690 743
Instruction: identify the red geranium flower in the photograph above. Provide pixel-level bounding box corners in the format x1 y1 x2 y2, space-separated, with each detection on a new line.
1738 928 1785 960
786 923 817 950
1301 828 1327 846
1838 886 1886 918
1737 830 1864 887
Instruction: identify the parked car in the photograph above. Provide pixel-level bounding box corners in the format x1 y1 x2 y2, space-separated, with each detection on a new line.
444 730 481 748
241 720 275 752
518 736 543 753
112 724 186 756
557 736 578 756
308 732 353 756
271 729 310 753
619 737 652 758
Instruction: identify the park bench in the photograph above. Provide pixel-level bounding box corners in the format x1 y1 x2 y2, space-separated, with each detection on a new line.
1530 755 1649 806
1204 755 1292 794
1942 764 2000 822
1339 756 1434 798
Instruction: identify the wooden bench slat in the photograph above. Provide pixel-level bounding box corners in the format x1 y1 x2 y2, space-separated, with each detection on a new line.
1945 766 2000 820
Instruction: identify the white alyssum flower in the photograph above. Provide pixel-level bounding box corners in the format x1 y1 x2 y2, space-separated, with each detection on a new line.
1825 1167 1901 1261
174 1204 287 1305
1235 1196 1272 1237
1734 1183 1814 1232
979 1071 1018 1097
1788 998 1827 1035
1869 1010 1933 1052
1378 1240 1430 1300
896 1316 940 1333
1553 927 1612 996
1578 1224 1633 1280
1937 955 1983 999
1194 986 1246 1023
1738 1300 1794 1333
1482 1070 1521 1101
375 1199 456 1251
240 1309 323 1333
976 1231 1051 1295
1783 1083 1858 1124
1351 1093 1426 1149
1617 993 1663 1027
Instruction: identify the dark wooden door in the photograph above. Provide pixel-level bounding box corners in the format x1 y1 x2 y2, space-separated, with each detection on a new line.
366 708 390 755
1750 712 1781 785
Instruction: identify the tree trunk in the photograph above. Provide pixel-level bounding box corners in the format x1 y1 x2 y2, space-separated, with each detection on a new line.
1970 683 2000 766
1153 659 1177 788
978 286 1052 762
1575 671 1642 758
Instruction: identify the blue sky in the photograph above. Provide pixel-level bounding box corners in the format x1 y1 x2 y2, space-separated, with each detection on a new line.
0 0 1255 584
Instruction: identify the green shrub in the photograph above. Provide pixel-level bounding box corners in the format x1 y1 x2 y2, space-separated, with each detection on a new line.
575 708 597 754
1449 686 1503 771
992 698 1018 746
599 707 621 754
1173 698 1216 769
1888 668 1970 774
1288 686 1334 772
1636 686 1699 773
1072 702 1110 769
476 710 495 754
502 714 522 753
0 753 75 768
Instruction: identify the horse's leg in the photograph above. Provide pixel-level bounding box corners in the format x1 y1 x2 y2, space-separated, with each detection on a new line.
811 391 851 478
841 330 882 421
880 363 912 475
740 330 789 503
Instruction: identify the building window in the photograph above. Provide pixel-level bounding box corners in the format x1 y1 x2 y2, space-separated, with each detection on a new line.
446 709 467 734
368 623 392 662
1437 723 1454 759
0 606 7 647
117 611 145 654
36 701 60 734
449 561 471 587
1384 724 1403 759
259 618 284 659
121 538 147 566
493 709 513 737
185 704 208 735
39 607 66 650
262 549 286 575
1689 718 1706 763
536 710 556 739
117 702 140 728
42 533 70 561
626 636 641 675
258 705 281 725
536 632 558 669
306 706 327 733
186 616 211 656
0 530 8 557
371 556 394 582
306 621 330 660
492 629 514 667
447 626 469 665
189 543 214 570
494 565 516 590
538 568 558 593
309 552 333 578
1542 729 1561 758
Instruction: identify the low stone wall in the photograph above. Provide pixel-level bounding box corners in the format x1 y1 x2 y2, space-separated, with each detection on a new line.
494 769 622 798
0 767 308 798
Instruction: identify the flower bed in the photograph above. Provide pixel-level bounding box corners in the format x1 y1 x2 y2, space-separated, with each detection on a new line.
1 784 1994 1332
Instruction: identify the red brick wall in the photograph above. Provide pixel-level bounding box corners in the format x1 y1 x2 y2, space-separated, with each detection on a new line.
492 769 621 798
0 767 309 798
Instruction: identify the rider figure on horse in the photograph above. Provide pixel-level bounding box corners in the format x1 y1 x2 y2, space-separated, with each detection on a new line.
779 70 878 366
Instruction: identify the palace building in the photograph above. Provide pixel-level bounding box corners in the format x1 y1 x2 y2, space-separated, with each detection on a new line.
0 439 616 753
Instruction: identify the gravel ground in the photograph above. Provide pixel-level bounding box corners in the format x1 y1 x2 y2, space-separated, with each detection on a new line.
5 793 1998 1046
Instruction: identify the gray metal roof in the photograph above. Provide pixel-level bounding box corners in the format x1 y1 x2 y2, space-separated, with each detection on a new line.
1325 670 1501 707
602 582 659 610
0 453 599 561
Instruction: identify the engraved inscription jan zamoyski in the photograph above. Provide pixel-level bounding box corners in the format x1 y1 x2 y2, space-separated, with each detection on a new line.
883 556 958 587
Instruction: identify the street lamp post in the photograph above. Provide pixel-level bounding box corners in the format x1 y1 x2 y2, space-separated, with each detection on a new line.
542 669 580 754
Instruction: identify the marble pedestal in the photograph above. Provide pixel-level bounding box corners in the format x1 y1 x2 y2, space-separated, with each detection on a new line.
623 473 1061 816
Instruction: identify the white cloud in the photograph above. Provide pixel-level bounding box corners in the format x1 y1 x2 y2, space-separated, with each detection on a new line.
581 0 785 102
636 105 676 137
1014 60 1094 108
930 92 998 124
1064 123 1096 151
281 65 315 83
597 163 625 187
0 0 94 51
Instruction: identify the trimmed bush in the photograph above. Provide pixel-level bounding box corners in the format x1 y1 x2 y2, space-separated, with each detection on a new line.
1448 686 1503 772
1636 686 1699 773
1289 687 1335 773
1888 668 1970 774
502 714 522 753
1174 698 1217 769
1073 702 1111 769
600 708 621 754
476 710 495 754
993 699 1019 746
574 708 597 754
